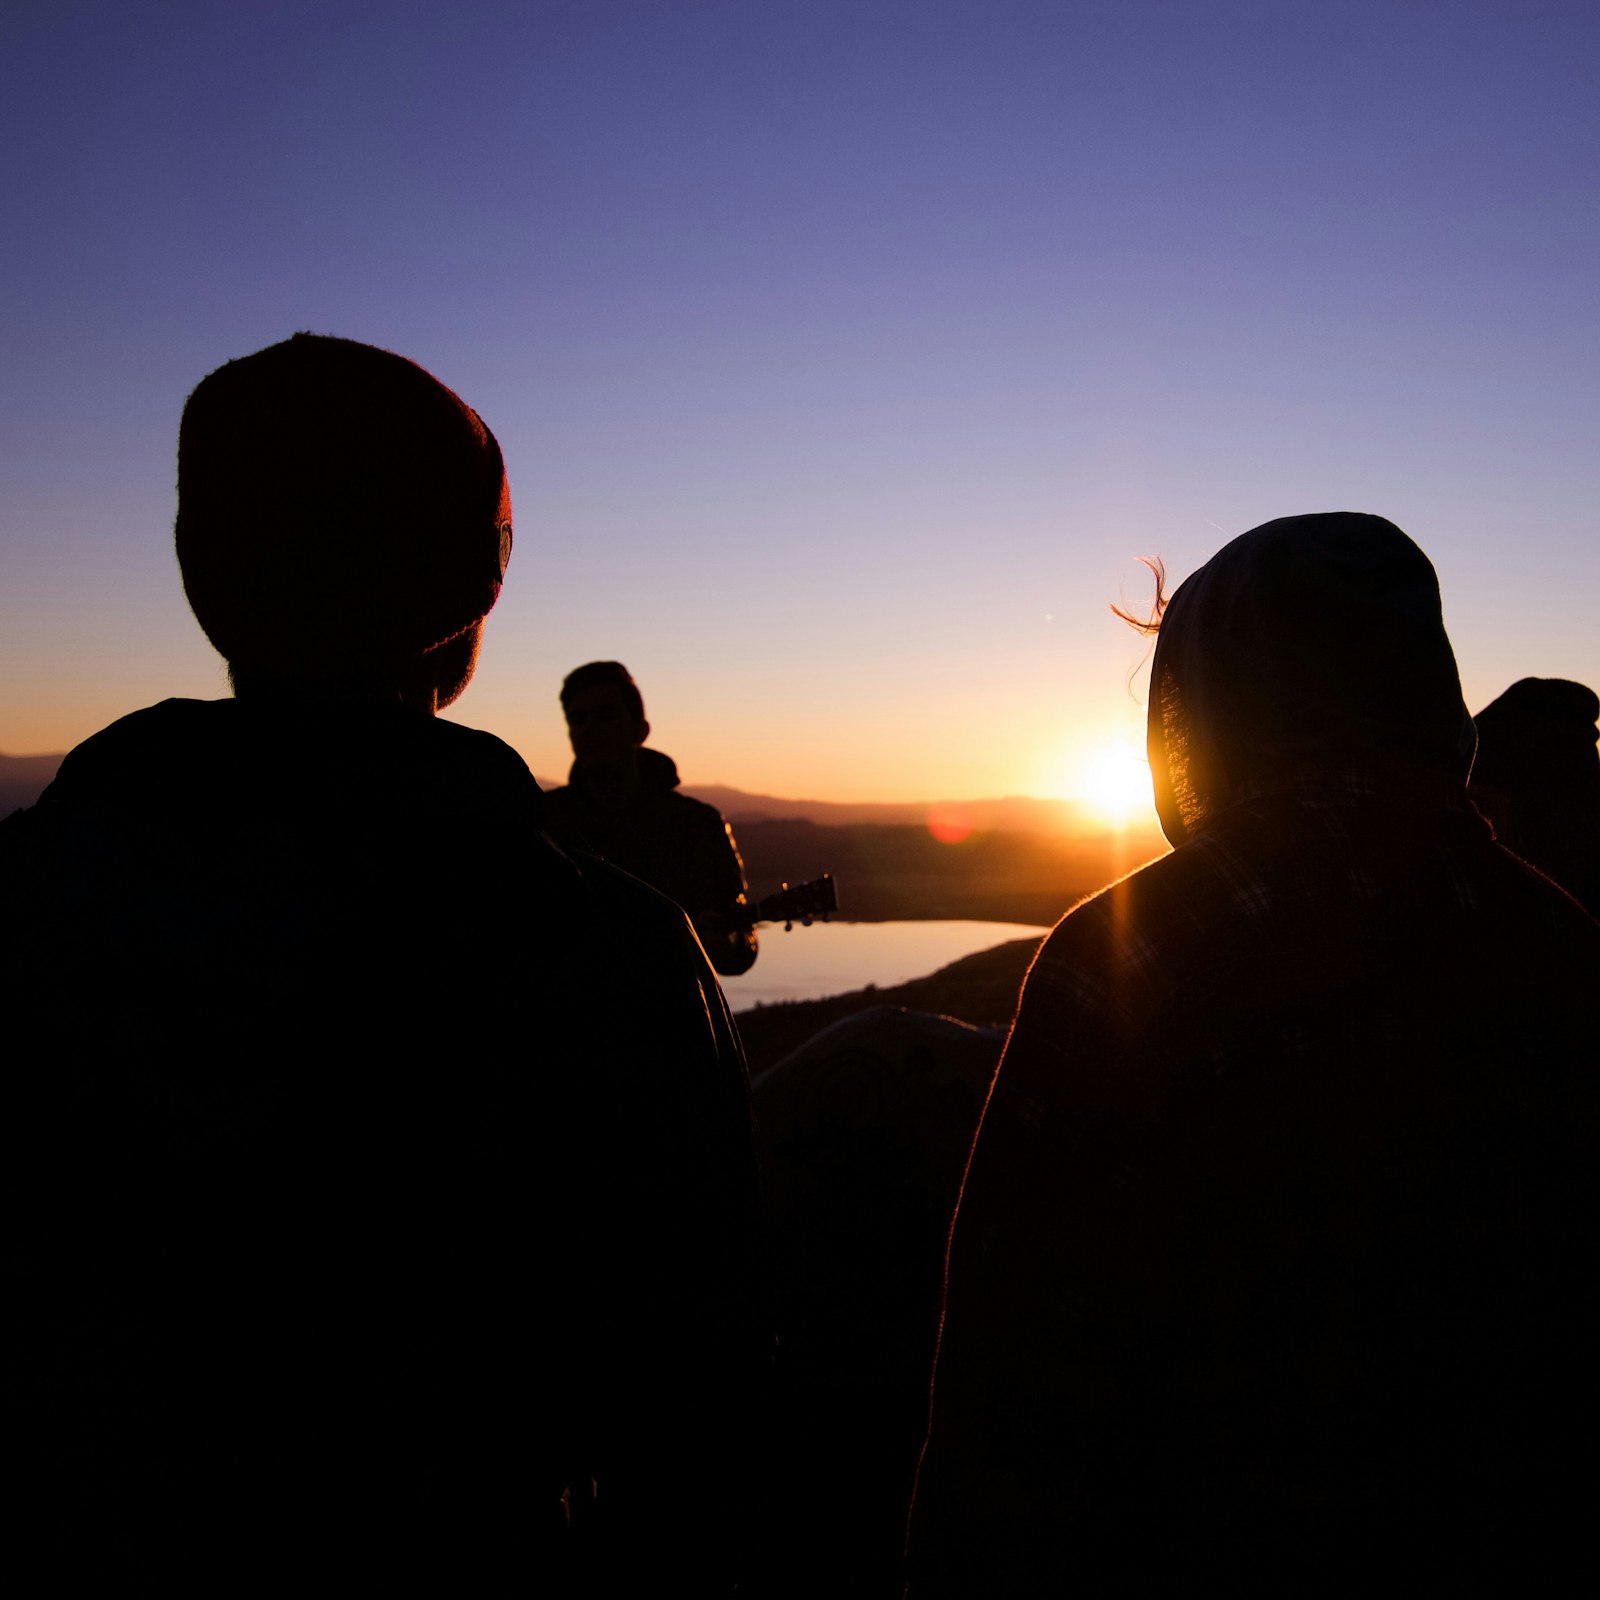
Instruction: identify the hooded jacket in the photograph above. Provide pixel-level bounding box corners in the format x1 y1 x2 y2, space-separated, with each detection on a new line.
1469 675 1600 916
909 515 1600 1595
544 745 758 976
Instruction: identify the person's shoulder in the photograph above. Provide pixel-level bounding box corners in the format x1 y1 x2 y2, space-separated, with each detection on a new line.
1483 835 1600 955
31 699 224 807
541 779 581 817
637 749 724 822
566 846 709 949
425 713 523 759
564 847 730 988
321 710 546 838
1030 839 1206 970
664 788 731 830
0 702 230 938
1006 839 1232 1060
63 697 223 754
559 846 748 1065
425 713 541 786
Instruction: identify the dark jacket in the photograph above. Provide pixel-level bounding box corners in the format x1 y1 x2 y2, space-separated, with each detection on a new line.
1470 676 1600 916
2 697 764 1591
544 746 758 975
909 516 1600 1595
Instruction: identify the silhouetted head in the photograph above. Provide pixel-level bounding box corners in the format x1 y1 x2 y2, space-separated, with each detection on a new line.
1470 677 1600 914
1147 513 1475 846
176 332 513 710
560 660 650 773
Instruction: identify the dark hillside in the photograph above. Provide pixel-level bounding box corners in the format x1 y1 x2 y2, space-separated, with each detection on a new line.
735 934 1044 1075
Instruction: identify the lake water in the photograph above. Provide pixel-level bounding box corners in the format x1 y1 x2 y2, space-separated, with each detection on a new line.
719 918 1051 1011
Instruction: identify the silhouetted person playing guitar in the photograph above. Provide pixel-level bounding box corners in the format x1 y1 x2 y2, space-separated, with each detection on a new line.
545 660 760 975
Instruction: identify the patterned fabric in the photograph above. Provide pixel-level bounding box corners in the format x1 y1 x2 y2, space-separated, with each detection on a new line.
910 775 1600 1593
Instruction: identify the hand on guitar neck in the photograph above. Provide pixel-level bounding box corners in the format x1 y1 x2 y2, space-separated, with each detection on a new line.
738 873 838 933
695 874 839 971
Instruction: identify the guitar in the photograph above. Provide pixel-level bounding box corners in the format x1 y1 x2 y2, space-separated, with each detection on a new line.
738 873 839 932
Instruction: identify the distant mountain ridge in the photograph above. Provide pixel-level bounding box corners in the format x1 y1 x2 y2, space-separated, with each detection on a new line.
537 776 1138 836
0 753 64 817
676 783 1105 835
7 750 1149 841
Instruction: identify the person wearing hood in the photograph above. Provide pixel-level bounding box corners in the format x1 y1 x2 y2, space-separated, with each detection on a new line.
2 337 764 1590
906 514 1600 1595
1469 676 1600 917
545 660 759 975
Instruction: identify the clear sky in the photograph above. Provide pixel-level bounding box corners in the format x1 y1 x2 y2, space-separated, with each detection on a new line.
3 0 1596 807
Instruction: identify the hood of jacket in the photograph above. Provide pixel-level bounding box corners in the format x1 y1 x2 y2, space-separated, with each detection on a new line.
1148 512 1477 846
567 744 682 797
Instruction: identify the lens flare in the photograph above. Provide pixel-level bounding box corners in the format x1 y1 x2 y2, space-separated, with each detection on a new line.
926 802 973 845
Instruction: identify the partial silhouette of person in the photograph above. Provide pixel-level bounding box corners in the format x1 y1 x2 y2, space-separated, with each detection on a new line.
907 514 1600 1595
1 335 763 1591
544 660 759 975
750 1006 1004 1597
1469 676 1600 917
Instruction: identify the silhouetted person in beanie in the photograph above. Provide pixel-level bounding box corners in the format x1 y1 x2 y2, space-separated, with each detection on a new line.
545 661 759 976
2 335 763 1591
1469 676 1600 917
908 514 1600 1596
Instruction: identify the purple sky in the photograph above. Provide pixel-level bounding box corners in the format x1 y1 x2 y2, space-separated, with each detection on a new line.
4 0 1596 804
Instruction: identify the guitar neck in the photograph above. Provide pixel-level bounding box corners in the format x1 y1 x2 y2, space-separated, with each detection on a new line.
745 872 838 930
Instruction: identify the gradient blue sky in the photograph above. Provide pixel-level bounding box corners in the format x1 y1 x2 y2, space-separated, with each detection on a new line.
3 0 1596 804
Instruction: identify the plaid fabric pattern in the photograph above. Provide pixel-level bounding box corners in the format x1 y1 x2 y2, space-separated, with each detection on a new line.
909 773 1600 1594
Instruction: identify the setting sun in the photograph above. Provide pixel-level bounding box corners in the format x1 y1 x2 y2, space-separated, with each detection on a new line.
1074 741 1154 828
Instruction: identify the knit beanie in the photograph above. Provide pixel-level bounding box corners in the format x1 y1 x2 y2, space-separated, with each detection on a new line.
176 333 512 674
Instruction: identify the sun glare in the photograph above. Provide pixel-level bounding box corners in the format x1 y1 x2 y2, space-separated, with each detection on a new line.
1074 741 1153 828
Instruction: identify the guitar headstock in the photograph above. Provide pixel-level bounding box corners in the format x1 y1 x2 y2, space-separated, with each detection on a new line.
754 873 838 931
